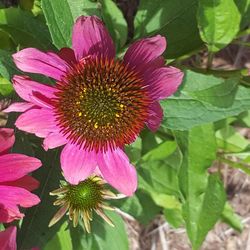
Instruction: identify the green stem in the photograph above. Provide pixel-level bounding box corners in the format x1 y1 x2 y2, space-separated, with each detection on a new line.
206 51 214 70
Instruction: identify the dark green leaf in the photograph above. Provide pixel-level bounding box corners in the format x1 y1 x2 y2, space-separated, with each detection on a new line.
134 0 203 58
18 149 65 250
0 8 53 49
113 189 161 225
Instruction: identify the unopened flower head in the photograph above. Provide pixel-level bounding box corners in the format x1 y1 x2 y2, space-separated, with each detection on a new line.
49 176 121 233
5 15 183 196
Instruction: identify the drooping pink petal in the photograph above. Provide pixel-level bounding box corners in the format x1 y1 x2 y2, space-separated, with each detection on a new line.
124 35 166 72
43 132 68 151
0 128 14 155
2 175 39 192
0 203 23 223
145 101 163 132
61 143 97 185
12 75 56 105
145 66 184 100
58 48 77 66
3 102 35 113
0 185 40 207
15 108 57 138
12 48 69 81
72 16 115 60
0 154 41 182
0 226 17 250
97 148 137 196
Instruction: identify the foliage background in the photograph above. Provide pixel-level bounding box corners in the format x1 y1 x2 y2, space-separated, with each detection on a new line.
1 0 250 249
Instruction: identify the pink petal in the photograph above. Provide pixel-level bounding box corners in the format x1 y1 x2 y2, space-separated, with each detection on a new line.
0 128 14 155
145 101 163 132
58 48 77 66
97 148 137 196
3 102 35 113
43 132 68 151
0 203 23 223
15 108 57 138
0 226 17 250
124 35 166 72
61 143 97 185
12 75 56 106
2 176 39 192
72 16 115 60
0 154 41 182
12 48 69 81
146 66 184 100
0 185 40 222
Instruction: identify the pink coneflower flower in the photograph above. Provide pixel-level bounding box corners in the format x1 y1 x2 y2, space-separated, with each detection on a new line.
0 226 16 250
5 16 183 196
0 128 41 223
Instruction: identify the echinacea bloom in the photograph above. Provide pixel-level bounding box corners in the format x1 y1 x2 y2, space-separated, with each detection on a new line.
49 175 122 233
0 128 41 223
0 226 16 250
5 16 183 196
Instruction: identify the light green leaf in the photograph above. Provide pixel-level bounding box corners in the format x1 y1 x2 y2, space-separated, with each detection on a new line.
44 222 72 250
139 140 182 197
42 0 101 48
197 0 241 52
70 211 128 250
0 7 53 49
216 126 249 152
191 174 226 249
221 203 243 232
175 124 223 249
134 0 203 58
161 70 250 130
100 0 127 50
0 78 13 96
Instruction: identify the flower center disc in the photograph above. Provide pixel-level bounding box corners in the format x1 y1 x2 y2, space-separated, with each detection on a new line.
54 57 151 152
66 179 102 210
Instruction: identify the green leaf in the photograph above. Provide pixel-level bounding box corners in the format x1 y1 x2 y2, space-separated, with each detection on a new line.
0 7 53 49
134 0 203 58
190 174 226 249
113 190 161 225
221 203 243 232
100 0 127 50
0 78 13 96
0 49 21 80
17 149 65 250
216 126 249 152
44 222 72 250
0 29 14 49
70 211 128 250
197 0 241 52
234 0 250 28
161 70 250 130
139 140 182 197
164 206 184 228
42 0 101 48
175 124 223 249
